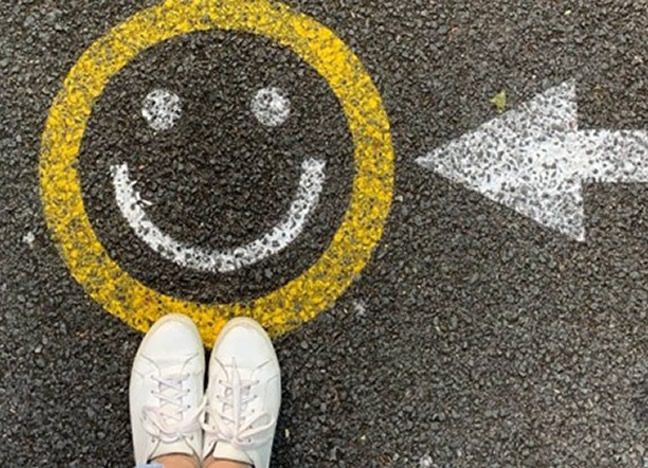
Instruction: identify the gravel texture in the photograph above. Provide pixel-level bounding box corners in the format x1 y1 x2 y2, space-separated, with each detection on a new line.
2 0 648 466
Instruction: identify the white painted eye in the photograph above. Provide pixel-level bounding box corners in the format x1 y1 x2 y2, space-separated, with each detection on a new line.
250 87 290 127
142 89 182 132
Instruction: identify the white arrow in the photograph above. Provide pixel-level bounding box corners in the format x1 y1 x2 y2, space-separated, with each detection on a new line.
416 81 648 241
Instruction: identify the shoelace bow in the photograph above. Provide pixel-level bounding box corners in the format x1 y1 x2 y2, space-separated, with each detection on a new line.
201 360 274 449
142 373 204 444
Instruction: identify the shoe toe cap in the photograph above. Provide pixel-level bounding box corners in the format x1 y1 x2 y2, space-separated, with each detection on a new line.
215 321 278 370
137 316 204 372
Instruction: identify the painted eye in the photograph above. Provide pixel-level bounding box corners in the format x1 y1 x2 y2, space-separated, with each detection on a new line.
250 87 290 127
141 88 182 132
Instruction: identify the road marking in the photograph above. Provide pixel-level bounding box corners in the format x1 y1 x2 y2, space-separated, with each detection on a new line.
22 231 35 247
142 89 182 132
419 454 433 468
417 81 648 241
134 84 308 266
111 158 326 273
251 87 290 127
39 0 394 343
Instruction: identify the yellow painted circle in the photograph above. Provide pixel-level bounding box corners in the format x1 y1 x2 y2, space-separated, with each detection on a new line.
39 0 394 344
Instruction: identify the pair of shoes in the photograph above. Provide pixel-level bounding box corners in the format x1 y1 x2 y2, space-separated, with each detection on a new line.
129 314 281 468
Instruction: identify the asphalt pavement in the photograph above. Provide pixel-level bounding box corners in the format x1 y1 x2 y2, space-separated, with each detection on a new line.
3 0 648 466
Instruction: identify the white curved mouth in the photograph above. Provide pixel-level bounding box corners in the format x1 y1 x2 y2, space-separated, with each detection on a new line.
110 158 326 273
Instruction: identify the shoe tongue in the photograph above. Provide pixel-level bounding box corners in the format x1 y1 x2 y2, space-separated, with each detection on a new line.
153 360 186 375
226 362 255 379
211 441 253 466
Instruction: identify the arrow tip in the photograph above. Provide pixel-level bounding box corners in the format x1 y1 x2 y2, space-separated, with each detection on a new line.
416 80 589 242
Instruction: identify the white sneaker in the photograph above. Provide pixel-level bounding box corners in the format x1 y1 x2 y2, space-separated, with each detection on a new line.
129 314 205 466
202 317 281 468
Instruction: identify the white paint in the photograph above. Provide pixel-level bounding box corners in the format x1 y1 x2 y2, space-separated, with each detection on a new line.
419 454 433 468
353 300 367 318
142 89 182 132
22 231 35 246
111 158 326 273
416 81 648 241
251 87 290 127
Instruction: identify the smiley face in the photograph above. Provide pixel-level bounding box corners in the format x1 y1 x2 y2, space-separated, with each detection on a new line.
40 0 394 343
80 29 354 303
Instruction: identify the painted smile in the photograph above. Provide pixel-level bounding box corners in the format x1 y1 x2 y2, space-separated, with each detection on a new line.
110 158 325 273
109 86 327 274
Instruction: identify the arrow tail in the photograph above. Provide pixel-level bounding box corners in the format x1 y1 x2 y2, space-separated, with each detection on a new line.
576 129 648 183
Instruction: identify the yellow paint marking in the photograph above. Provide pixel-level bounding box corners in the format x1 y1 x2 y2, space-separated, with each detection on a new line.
39 0 394 344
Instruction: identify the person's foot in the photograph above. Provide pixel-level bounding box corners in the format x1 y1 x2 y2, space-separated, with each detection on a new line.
202 317 281 468
130 314 205 466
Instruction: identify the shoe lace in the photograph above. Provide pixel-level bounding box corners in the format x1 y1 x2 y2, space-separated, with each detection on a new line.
142 373 204 444
202 359 275 449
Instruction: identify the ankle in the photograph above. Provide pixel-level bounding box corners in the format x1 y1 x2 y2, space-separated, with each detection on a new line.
203 456 253 468
151 454 200 468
